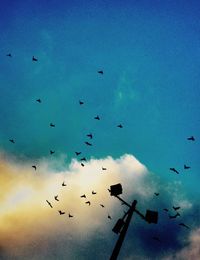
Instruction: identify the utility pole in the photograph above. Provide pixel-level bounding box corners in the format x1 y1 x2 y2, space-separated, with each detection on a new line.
110 200 137 260
109 184 158 260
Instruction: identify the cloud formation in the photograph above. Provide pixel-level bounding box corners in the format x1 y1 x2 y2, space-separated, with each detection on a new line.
0 153 197 259
164 228 200 260
0 153 147 259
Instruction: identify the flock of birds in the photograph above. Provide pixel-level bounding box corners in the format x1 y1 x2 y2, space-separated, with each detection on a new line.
5 53 195 244
42 93 119 220
6 53 122 222
151 135 196 242
46 191 112 220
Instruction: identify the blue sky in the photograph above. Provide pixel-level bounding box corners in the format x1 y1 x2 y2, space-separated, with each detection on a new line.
0 1 200 259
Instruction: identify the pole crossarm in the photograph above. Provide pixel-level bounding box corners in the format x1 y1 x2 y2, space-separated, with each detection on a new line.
109 184 158 260
114 195 146 221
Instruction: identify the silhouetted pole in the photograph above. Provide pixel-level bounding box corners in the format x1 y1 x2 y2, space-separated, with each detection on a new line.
110 200 137 260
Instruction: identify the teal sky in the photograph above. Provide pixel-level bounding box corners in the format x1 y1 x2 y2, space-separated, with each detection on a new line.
0 1 200 259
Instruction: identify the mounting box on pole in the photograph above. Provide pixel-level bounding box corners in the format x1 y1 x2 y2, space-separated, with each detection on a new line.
110 184 123 196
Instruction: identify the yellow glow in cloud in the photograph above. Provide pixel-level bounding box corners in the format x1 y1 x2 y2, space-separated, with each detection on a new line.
0 154 147 258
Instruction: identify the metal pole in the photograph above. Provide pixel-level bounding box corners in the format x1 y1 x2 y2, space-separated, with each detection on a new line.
110 200 137 260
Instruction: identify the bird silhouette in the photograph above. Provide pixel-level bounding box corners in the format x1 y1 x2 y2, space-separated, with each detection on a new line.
9 139 15 144
6 53 12 57
117 124 123 128
32 56 38 61
98 70 103 74
85 141 92 146
80 157 86 161
32 165 37 170
69 213 73 218
163 208 169 212
152 236 161 242
100 204 105 208
75 152 81 156
179 223 189 229
85 201 91 206
173 206 181 211
187 136 195 141
169 213 180 219
36 99 41 103
108 215 112 219
80 194 86 198
170 168 179 174
50 123 55 127
102 167 107 170
92 191 97 195
62 181 66 186
79 100 84 105
94 115 100 120
184 165 191 170
87 133 93 139
154 193 159 196
46 200 53 208
81 163 85 167
50 150 55 155
58 210 65 215
54 195 59 201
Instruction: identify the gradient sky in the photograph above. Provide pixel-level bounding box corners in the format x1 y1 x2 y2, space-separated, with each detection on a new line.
0 1 200 259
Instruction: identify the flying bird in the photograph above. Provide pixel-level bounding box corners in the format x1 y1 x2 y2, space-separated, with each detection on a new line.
80 194 86 198
69 213 73 218
169 213 180 219
81 163 85 167
100 204 105 208
36 98 41 103
50 123 55 127
58 210 65 215
85 201 91 206
62 182 66 186
152 236 161 242
184 164 191 170
170 168 179 174
9 139 15 144
46 200 53 208
179 223 189 229
50 150 55 155
117 124 123 128
187 136 195 141
154 193 159 196
85 141 92 146
87 133 93 139
102 167 107 171
75 152 81 156
173 206 181 211
32 56 38 61
94 115 100 120
80 157 86 161
32 165 37 170
79 100 84 105
54 195 59 201
98 70 103 74
92 191 97 195
6 53 12 57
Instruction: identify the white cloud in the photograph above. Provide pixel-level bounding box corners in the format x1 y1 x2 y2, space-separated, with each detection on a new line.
0 153 148 259
0 153 194 259
163 228 200 260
